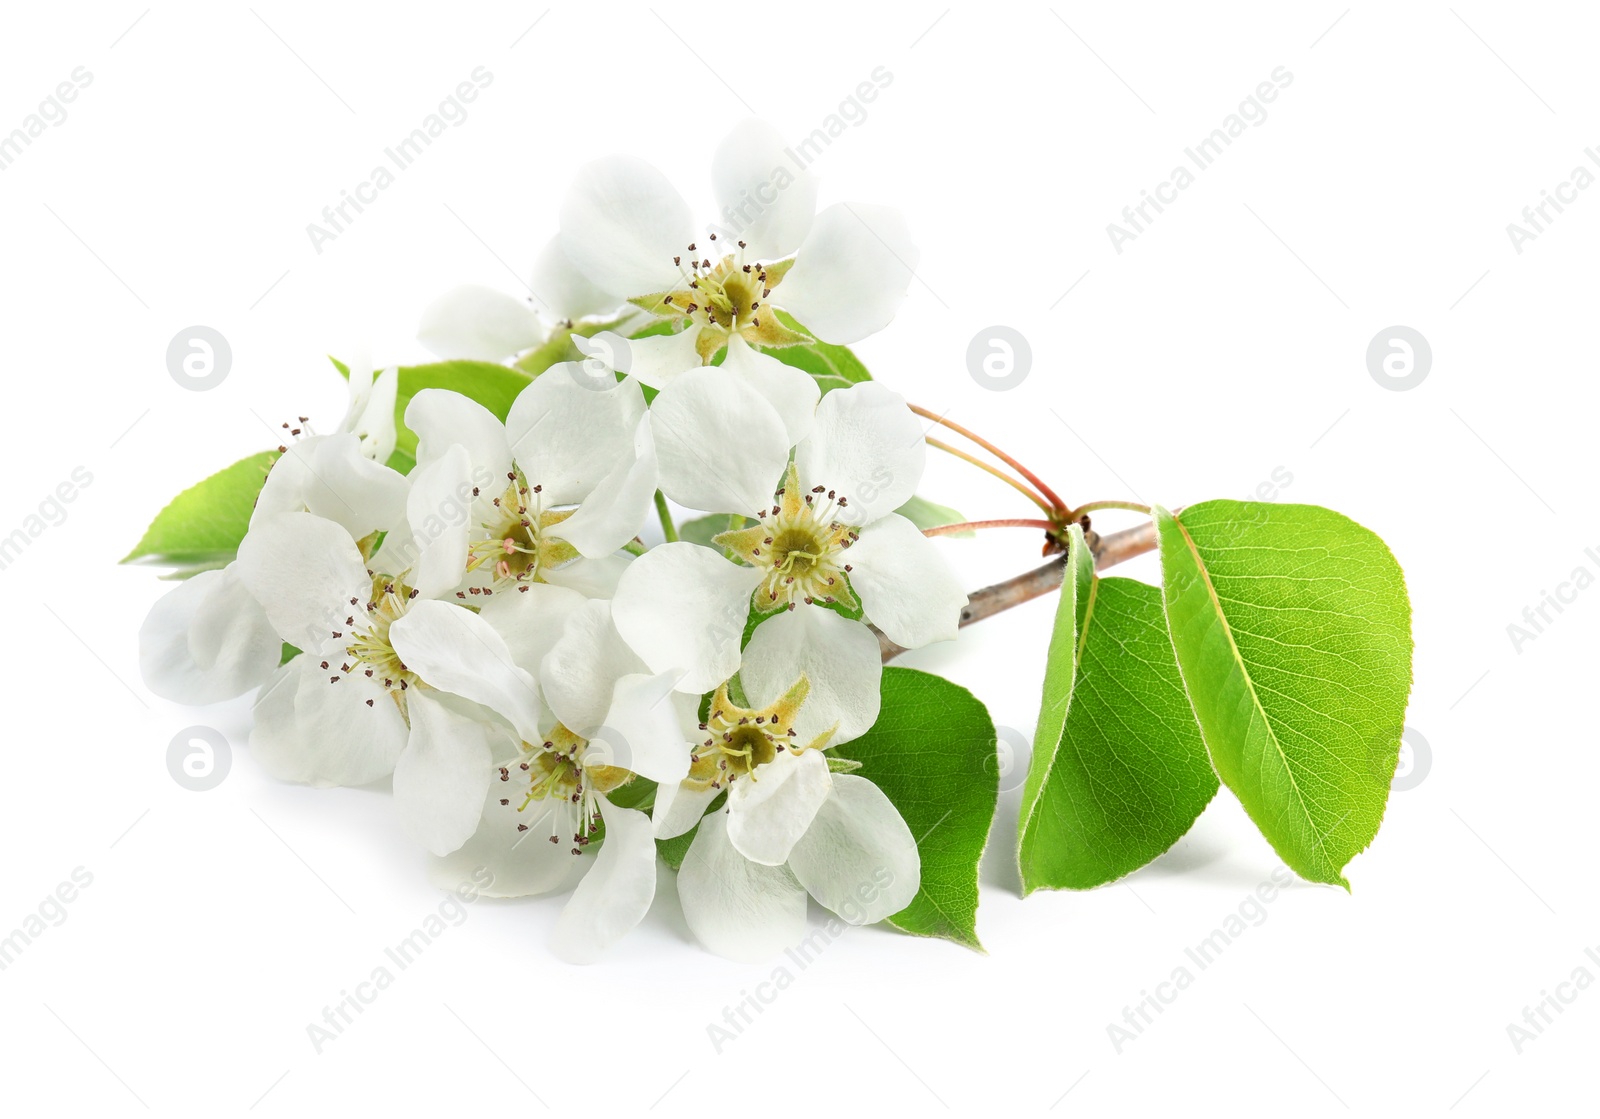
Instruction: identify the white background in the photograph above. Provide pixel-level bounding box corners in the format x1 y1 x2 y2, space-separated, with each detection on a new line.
1 2 1592 1114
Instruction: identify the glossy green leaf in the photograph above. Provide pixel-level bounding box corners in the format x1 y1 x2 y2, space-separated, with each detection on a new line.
121 451 279 566
1017 528 1217 891
1155 501 1413 888
839 667 998 950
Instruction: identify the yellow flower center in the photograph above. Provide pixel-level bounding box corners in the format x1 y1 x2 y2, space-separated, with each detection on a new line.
686 675 833 791
631 236 810 362
463 472 579 592
495 724 634 855
715 463 859 615
321 575 420 709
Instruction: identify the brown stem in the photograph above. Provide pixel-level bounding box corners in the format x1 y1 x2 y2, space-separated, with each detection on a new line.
925 437 1054 512
907 403 1070 513
922 517 1058 537
877 521 1159 662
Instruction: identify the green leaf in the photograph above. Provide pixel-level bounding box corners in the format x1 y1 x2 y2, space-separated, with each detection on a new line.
515 314 637 378
156 558 235 581
657 827 697 871
606 778 657 813
122 451 280 566
656 791 725 871
678 513 750 556
1155 501 1413 889
1017 528 1217 892
386 361 531 463
625 311 869 396
336 356 531 472
895 495 971 537
759 311 873 393
628 319 677 341
513 331 578 377
843 667 998 950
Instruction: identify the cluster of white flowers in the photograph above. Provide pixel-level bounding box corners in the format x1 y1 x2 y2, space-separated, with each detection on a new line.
139 122 970 963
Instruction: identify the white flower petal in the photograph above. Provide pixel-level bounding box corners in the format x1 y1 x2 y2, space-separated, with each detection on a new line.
139 565 280 705
542 553 630 598
796 381 923 524
343 365 399 465
430 785 583 898
394 692 495 856
726 748 832 865
530 236 620 322
721 336 819 444
406 388 512 480
740 606 881 746
546 416 656 558
648 366 789 516
776 203 918 344
476 581 590 679
611 542 759 694
388 600 543 743
505 367 646 505
845 514 968 649
236 512 370 651
653 780 720 840
403 444 473 600
539 599 646 736
787 774 920 923
579 325 703 391
711 119 818 261
252 434 408 540
549 801 657 964
559 155 694 297
417 284 546 361
589 673 694 785
251 658 406 787
678 809 808 962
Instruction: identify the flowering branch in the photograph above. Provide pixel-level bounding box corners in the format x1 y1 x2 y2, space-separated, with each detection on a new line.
877 520 1159 662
